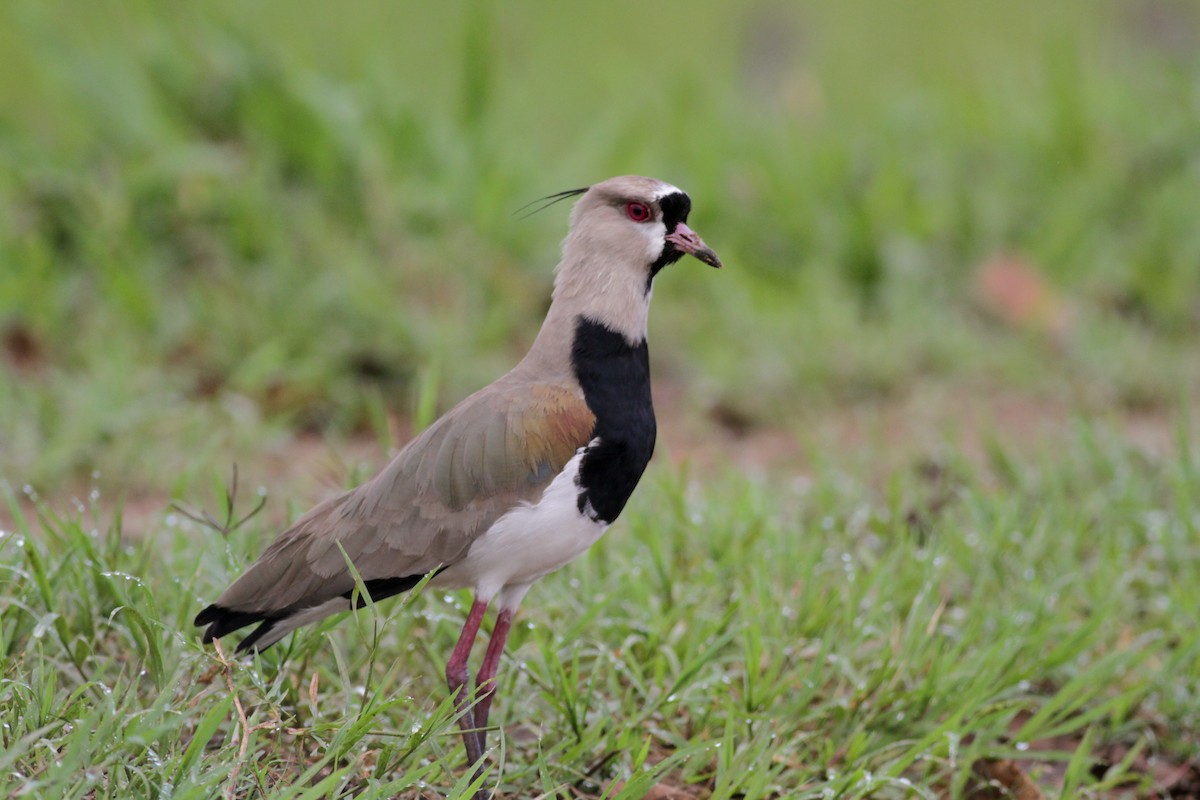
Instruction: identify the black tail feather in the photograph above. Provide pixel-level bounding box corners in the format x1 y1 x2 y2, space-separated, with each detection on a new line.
195 569 435 653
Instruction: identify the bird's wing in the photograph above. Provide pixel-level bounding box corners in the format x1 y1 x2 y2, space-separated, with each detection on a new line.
213 380 595 614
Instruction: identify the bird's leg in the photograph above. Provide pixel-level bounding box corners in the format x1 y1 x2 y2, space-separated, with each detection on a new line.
445 598 489 767
474 608 514 738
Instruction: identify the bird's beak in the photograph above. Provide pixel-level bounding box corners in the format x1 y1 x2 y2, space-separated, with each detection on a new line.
666 223 723 269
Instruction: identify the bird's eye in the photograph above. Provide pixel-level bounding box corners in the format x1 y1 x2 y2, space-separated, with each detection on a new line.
625 202 652 222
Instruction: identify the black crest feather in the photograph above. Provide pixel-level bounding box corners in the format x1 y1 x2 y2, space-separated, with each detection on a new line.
514 186 589 219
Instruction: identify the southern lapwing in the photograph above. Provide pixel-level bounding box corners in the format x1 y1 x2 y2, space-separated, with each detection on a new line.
194 175 721 780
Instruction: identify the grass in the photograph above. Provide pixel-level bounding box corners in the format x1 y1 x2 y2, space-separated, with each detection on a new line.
2 1 1200 797
2 425 1198 798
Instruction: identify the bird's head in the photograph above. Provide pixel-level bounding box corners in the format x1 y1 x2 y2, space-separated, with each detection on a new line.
546 176 721 343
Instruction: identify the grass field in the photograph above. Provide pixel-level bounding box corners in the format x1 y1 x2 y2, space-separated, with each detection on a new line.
2 2 1199 798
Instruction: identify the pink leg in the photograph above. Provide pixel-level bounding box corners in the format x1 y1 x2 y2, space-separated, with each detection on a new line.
445 598 489 766
475 608 514 737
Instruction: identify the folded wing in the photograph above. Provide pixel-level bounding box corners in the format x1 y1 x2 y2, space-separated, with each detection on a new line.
196 379 595 650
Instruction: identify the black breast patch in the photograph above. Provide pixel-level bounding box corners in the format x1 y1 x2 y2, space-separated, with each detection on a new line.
570 317 657 524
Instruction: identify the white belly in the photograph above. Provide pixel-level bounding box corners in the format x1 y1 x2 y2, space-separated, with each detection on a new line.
433 445 608 609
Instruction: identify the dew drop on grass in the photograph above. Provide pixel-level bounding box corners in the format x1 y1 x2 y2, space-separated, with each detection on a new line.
1015 741 1029 751
101 571 147 589
33 613 58 639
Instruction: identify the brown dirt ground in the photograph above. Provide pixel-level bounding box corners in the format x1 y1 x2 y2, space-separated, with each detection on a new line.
5 379 1192 538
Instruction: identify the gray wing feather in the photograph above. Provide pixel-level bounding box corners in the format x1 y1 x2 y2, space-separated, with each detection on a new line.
213 379 595 615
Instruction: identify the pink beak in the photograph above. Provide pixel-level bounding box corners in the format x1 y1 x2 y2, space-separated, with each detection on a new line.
665 223 722 269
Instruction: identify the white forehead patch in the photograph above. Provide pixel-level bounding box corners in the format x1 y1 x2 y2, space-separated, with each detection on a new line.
652 182 683 200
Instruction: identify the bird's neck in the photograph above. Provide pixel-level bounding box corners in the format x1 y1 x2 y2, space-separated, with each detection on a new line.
555 246 653 339
516 245 654 379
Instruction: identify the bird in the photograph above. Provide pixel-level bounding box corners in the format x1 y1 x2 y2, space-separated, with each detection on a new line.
194 175 721 784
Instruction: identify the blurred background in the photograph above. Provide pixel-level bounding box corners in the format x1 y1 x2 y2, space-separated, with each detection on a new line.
1 0 1198 507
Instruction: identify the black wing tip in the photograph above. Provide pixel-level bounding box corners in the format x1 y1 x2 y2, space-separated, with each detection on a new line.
233 619 280 654
345 573 430 608
194 604 275 649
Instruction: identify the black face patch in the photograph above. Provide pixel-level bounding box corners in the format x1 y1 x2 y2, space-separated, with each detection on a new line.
649 191 692 281
659 191 691 230
570 317 657 524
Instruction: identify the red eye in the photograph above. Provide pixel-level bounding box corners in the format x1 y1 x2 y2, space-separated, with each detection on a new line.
625 202 651 222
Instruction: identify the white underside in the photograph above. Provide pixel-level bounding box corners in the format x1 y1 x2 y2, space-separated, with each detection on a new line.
433 441 608 610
